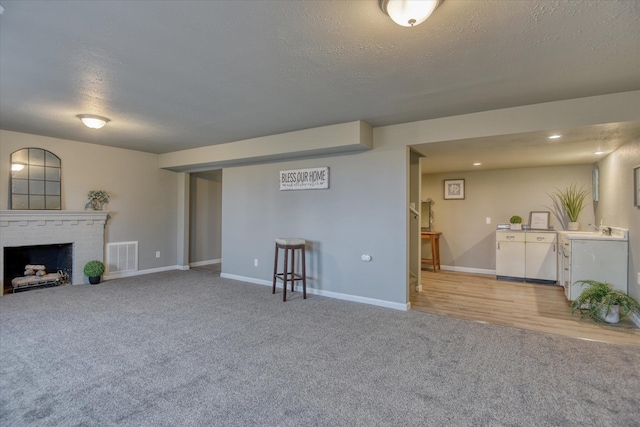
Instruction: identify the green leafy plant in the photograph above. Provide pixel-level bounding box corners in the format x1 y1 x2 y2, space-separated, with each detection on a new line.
509 215 522 224
87 190 109 204
552 184 589 222
571 280 640 323
83 260 105 277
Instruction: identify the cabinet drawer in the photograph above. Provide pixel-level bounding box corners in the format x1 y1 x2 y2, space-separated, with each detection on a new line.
496 232 525 242
526 232 557 243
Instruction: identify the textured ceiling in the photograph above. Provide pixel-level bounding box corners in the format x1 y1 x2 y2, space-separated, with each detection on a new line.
416 122 640 173
0 0 639 156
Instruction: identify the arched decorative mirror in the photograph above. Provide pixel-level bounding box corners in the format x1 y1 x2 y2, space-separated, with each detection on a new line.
11 148 61 210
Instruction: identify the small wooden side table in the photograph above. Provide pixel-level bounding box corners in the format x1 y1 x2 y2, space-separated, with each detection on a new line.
421 231 442 272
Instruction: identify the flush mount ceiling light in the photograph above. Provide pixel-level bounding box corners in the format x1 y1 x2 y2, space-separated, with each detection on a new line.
379 0 442 27
77 114 110 129
594 151 604 155
473 162 482 166
548 134 562 139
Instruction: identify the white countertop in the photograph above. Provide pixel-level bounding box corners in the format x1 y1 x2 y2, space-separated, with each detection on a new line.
557 227 628 241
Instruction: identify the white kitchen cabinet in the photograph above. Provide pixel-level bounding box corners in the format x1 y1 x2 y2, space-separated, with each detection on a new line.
558 231 628 301
525 232 557 283
496 231 525 280
496 230 557 283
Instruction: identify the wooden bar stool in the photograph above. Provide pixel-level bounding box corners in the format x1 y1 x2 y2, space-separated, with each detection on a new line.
272 238 307 301
421 231 442 272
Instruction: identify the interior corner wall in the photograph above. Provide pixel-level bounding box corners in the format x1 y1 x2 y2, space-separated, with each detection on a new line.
221 148 408 306
190 170 222 264
0 130 179 272
596 139 640 301
421 164 595 271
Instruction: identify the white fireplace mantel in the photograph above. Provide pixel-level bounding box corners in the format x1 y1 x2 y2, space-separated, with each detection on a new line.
0 210 109 223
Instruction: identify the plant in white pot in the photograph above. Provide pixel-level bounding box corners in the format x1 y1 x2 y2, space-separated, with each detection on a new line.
552 184 589 231
87 190 109 211
571 280 640 324
509 215 523 230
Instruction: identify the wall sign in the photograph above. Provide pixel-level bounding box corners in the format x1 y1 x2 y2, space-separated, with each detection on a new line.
280 167 329 191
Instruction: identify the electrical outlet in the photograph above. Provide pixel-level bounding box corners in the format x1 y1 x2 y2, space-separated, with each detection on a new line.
155 251 160 258
486 217 491 224
254 258 259 267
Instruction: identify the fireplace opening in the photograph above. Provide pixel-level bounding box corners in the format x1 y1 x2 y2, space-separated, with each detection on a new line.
3 243 72 293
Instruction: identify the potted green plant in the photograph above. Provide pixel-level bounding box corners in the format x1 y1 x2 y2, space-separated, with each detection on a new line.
509 215 523 230
87 190 109 210
84 260 105 285
571 280 640 324
552 183 590 231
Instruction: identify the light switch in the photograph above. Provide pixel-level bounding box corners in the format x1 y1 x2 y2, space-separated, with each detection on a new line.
486 217 491 224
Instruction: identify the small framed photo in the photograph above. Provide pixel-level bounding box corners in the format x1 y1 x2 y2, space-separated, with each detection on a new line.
443 179 465 200
634 165 640 207
529 211 550 230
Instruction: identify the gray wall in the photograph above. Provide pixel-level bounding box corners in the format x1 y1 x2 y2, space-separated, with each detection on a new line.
596 139 640 300
221 148 408 306
421 164 595 271
0 130 179 272
189 170 222 264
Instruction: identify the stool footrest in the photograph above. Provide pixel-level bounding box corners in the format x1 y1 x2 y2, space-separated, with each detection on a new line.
275 273 304 282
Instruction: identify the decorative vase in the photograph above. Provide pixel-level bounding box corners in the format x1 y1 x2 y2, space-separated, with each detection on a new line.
88 276 101 285
568 222 579 231
91 201 103 210
601 305 620 324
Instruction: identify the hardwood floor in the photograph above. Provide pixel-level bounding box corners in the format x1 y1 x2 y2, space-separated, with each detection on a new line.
412 270 640 346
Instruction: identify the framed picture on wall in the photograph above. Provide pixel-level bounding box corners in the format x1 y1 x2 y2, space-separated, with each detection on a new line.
529 211 550 230
443 179 465 200
634 165 640 207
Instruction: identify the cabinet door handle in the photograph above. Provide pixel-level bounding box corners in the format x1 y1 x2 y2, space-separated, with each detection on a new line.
506 236 515 240
537 237 544 241
497 242 500 250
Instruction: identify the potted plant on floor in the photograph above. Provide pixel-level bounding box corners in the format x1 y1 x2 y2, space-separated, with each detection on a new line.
571 280 640 324
84 260 105 285
552 184 590 231
509 215 523 230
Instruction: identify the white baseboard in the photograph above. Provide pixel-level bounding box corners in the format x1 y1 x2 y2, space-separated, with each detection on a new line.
220 273 410 311
104 265 183 280
441 265 496 275
189 258 221 267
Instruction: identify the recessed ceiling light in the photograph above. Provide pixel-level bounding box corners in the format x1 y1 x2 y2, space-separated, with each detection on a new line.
548 134 562 139
473 162 482 166
594 151 604 155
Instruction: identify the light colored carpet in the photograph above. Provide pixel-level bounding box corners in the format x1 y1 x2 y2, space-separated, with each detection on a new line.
1 269 639 426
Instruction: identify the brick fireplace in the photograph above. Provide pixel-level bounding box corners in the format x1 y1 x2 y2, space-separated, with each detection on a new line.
0 211 109 294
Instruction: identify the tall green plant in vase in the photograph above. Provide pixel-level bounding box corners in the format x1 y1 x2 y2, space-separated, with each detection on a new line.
552 183 589 231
